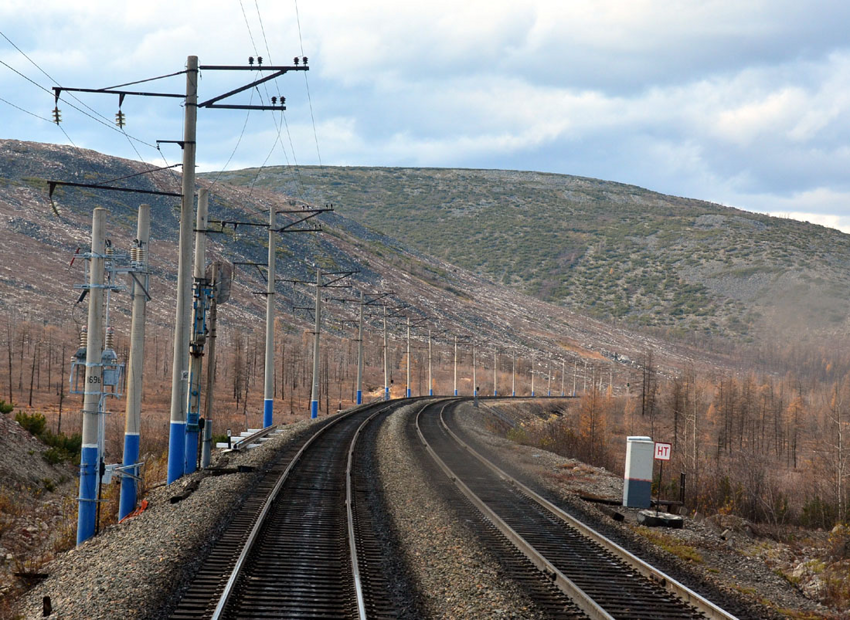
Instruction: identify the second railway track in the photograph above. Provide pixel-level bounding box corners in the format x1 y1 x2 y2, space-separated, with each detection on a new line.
415 400 738 620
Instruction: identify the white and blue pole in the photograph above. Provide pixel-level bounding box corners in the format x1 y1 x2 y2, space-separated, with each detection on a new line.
547 357 552 397
356 290 364 405
428 329 433 396
310 267 322 418
453 334 458 396
493 348 498 396
185 189 209 475
383 306 390 401
167 56 198 484
561 359 566 397
263 205 276 428
119 204 149 521
531 353 535 397
77 208 106 544
472 341 476 398
511 350 516 397
406 317 411 398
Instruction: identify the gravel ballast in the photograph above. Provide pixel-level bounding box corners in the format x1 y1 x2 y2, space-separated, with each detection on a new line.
450 400 827 620
377 401 551 619
15 419 317 620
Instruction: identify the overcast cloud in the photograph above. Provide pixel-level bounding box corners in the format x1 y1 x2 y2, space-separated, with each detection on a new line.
2 1 849 231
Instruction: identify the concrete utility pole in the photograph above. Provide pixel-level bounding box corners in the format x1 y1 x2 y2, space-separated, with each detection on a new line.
406 317 411 398
356 290 364 404
493 349 498 396
584 359 588 393
263 207 276 428
167 55 198 484
512 350 516 397
201 263 218 468
119 204 150 522
531 353 535 397
184 188 208 475
453 334 458 396
383 306 390 401
77 207 105 544
573 360 577 396
562 359 566 397
472 341 477 399
548 358 552 397
310 268 322 418
428 329 433 396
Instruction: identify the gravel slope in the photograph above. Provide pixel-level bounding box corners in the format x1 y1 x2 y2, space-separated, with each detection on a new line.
14 419 317 620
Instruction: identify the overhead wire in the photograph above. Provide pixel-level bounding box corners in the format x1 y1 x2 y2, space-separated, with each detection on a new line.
293 0 323 167
0 30 159 153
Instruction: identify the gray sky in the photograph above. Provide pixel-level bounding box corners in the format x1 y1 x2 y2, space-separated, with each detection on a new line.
2 1 850 231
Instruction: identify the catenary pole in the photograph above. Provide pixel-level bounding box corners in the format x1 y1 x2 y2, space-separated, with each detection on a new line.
531 353 536 397
406 317 411 398
356 290 364 404
310 268 321 418
453 334 458 396
77 207 105 544
428 329 434 396
184 188 208 475
167 55 198 484
472 341 477 398
383 306 389 401
511 350 516 397
493 348 498 396
118 204 149 521
263 207 276 427
548 357 552 397
201 263 218 468
573 360 577 396
562 359 566 396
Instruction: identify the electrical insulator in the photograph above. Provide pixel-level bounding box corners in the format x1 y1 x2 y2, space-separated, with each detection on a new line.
79 328 88 349
257 56 263 66
248 56 254 66
105 327 115 350
52 107 61 124
271 96 277 105
302 56 308 65
115 110 126 128
130 247 138 262
293 57 299 66
136 247 146 266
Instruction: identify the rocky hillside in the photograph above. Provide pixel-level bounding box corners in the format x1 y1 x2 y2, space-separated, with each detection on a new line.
0 139 721 383
211 165 850 344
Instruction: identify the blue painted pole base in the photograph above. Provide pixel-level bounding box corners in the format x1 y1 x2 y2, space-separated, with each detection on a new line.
310 400 318 419
531 390 535 397
494 390 497 397
429 389 433 396
118 433 140 521
454 389 458 396
167 421 186 484
263 398 273 428
512 391 516 397
548 390 551 397
77 444 98 545
356 390 362 405
406 388 411 398
184 429 199 475
384 387 390 401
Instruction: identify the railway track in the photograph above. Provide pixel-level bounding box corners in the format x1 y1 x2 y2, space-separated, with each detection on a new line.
169 402 399 619
415 400 738 620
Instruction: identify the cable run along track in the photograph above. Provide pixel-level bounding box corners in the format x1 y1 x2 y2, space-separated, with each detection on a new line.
415 400 739 620
169 402 399 619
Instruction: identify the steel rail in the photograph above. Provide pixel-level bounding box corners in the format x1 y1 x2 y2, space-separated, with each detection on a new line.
210 406 364 619
346 406 391 620
416 402 614 620
438 403 739 620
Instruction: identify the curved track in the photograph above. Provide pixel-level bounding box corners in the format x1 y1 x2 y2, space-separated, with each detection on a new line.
416 400 738 620
170 403 399 619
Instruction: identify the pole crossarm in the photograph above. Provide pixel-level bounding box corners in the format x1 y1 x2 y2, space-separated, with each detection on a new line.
232 261 268 282
53 86 184 100
197 65 308 109
46 180 182 198
276 207 333 232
